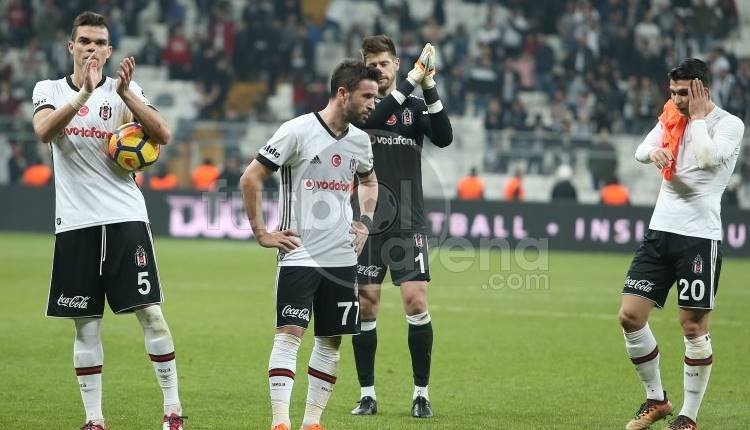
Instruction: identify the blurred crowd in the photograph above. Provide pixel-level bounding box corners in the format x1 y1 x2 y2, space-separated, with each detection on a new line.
0 0 748 202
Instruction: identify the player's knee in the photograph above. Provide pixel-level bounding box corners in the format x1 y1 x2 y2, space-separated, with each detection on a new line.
135 305 171 338
358 291 380 317
680 319 707 338
403 294 428 315
618 307 646 331
679 309 710 338
74 318 102 343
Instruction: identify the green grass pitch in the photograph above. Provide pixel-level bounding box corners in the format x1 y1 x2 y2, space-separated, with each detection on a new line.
0 232 748 429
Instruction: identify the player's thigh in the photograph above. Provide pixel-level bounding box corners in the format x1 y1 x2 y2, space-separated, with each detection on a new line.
276 266 320 330
102 222 163 314
357 282 382 319
47 226 106 318
622 230 675 309
357 233 388 285
672 235 722 310
313 266 360 336
383 233 431 286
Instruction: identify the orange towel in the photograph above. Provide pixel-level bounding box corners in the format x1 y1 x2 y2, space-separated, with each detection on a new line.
658 100 688 181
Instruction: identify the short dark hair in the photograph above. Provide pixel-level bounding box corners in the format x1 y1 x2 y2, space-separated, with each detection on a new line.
70 11 109 41
329 60 381 97
361 35 397 60
668 58 710 86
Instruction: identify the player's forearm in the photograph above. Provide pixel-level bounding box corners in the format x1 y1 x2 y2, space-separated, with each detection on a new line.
422 86 453 147
634 124 663 163
33 107 79 143
121 90 172 145
357 171 378 219
239 168 267 235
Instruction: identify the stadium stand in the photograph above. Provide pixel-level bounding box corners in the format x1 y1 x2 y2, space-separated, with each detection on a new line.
0 0 747 206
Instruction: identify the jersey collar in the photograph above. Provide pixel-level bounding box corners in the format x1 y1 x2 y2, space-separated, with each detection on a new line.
314 111 349 140
66 75 107 92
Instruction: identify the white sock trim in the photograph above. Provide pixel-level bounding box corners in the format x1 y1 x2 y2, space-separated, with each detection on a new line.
406 311 431 326
361 320 376 331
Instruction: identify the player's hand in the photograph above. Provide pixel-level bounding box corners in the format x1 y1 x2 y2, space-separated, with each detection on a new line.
350 221 369 255
82 53 99 93
407 43 434 87
421 45 437 89
649 147 674 170
688 78 711 120
115 56 135 96
256 229 302 253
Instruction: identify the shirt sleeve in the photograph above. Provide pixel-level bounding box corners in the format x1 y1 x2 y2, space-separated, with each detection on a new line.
690 116 745 169
634 121 663 163
128 81 151 105
32 80 55 114
258 121 298 169
356 135 374 176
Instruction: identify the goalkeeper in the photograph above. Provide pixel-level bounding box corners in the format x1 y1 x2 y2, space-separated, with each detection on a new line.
350 35 453 419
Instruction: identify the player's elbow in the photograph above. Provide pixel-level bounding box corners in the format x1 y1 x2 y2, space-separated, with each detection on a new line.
33 124 52 143
153 125 172 146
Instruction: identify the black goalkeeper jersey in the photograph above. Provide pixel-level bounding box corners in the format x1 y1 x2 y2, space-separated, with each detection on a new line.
359 80 453 234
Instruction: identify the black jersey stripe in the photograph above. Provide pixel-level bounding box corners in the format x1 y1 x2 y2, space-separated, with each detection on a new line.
280 166 292 230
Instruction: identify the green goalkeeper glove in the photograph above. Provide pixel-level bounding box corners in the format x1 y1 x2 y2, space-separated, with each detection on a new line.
407 43 434 87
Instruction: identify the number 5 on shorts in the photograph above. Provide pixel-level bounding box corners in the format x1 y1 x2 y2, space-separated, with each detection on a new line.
137 271 151 295
337 301 360 326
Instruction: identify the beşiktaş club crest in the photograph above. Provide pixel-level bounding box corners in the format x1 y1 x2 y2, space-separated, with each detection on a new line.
401 108 413 125
414 233 424 248
135 245 148 268
349 159 356 174
99 101 112 120
692 254 703 274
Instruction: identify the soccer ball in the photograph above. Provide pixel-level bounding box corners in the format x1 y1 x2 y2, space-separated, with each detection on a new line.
108 122 160 172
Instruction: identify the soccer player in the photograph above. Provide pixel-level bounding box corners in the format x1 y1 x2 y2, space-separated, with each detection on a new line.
239 60 380 430
618 58 744 430
32 11 185 430
350 35 453 418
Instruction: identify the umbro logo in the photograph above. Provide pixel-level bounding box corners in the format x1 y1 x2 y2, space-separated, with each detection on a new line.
311 155 322 164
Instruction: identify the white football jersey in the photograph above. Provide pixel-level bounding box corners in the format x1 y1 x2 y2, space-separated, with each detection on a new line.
257 112 374 267
635 105 744 240
32 76 152 233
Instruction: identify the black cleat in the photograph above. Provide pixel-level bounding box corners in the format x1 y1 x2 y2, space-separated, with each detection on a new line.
351 396 378 415
411 396 433 418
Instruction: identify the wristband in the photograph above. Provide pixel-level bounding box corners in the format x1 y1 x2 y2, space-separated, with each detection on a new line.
359 214 373 231
70 88 91 111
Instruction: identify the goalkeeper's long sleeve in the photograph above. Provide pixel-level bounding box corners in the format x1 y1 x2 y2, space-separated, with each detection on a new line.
421 86 453 148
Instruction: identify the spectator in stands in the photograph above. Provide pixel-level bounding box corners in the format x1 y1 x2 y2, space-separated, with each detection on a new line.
457 167 485 201
21 162 53 187
534 33 556 96
162 24 191 80
0 80 21 116
149 165 179 191
588 134 617 190
504 168 525 201
445 64 467 116
4 0 31 48
138 31 164 66
192 158 220 191
217 152 243 191
551 164 577 202
7 140 27 184
600 175 629 206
